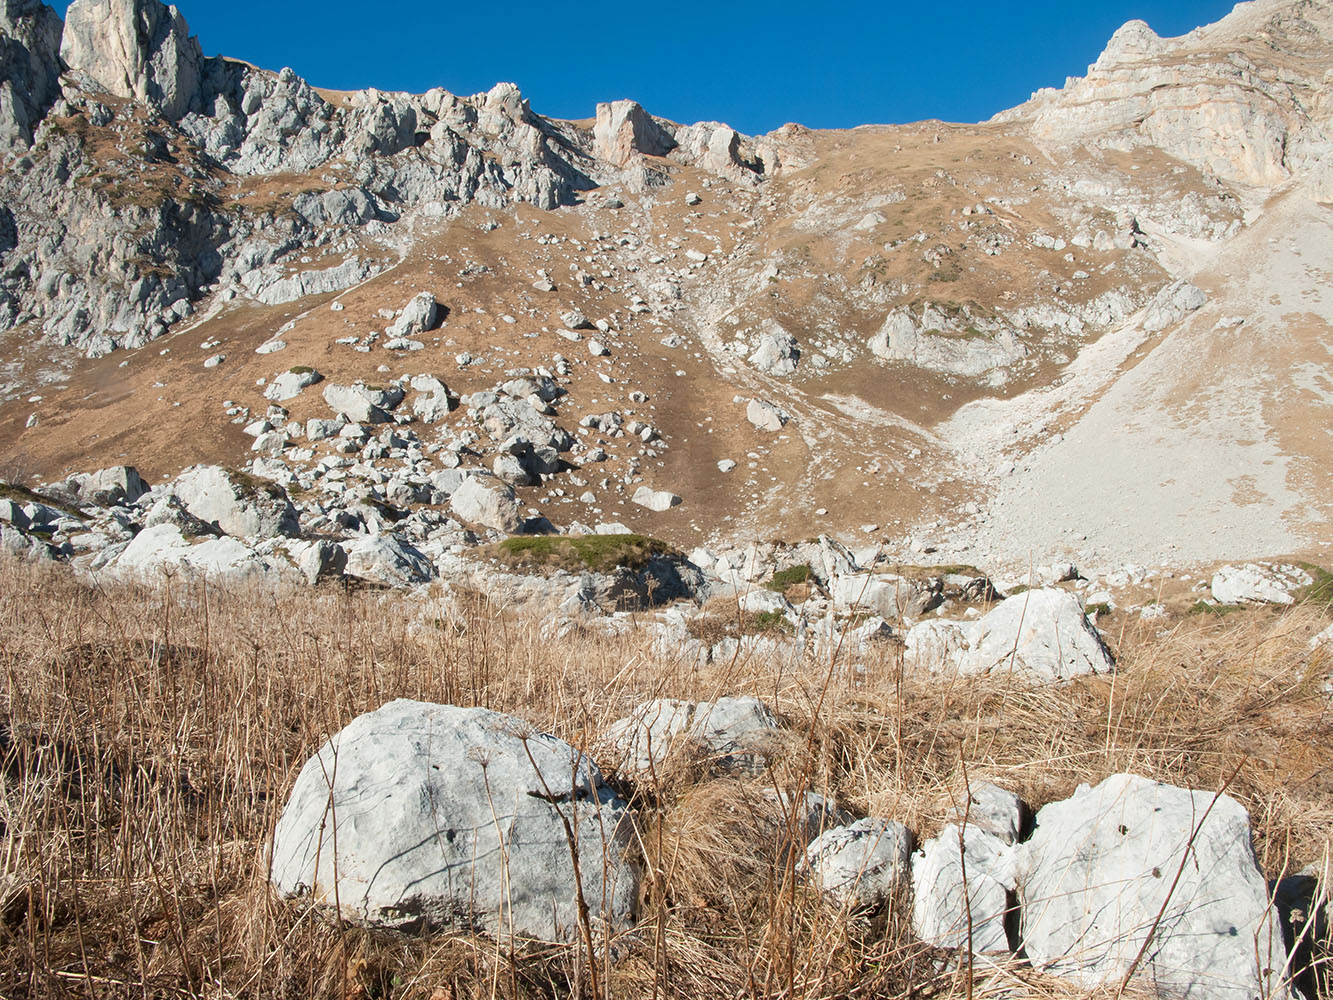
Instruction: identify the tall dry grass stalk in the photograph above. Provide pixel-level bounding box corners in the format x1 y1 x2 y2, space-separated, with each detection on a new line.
0 554 1329 998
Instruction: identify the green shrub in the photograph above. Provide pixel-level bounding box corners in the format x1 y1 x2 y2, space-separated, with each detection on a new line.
766 564 812 592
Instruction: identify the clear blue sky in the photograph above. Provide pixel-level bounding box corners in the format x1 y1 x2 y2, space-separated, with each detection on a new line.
56 1 1237 133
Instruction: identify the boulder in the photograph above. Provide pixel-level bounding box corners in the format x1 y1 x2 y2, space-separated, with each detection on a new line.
322 383 399 423
949 782 1026 845
169 465 299 539
830 573 942 619
284 539 347 585
74 466 149 506
800 818 913 907
386 292 439 338
449 475 522 533
344 533 434 587
61 0 204 120
1211 563 1310 606
748 322 799 375
111 523 286 583
911 823 1017 953
270 700 639 941
265 367 323 402
601 696 780 775
903 620 973 673
746 398 787 432
631 487 681 512
959 589 1114 681
1017 774 1288 1000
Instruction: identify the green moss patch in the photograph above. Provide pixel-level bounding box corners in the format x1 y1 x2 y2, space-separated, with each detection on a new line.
494 534 677 574
766 564 812 592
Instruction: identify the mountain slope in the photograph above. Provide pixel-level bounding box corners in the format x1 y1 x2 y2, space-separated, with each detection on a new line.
1 0 1331 575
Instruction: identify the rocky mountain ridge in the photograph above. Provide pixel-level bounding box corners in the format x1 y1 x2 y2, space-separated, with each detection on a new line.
2 0 1332 579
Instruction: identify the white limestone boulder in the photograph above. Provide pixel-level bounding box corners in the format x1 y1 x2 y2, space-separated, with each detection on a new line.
601 696 780 776
270 700 639 941
830 573 942 619
169 465 299 539
1211 563 1311 606
631 487 681 512
800 818 913 907
386 292 439 338
911 823 1017 953
344 533 434 587
449 475 522 533
959 588 1114 681
265 367 323 402
1017 774 1288 1000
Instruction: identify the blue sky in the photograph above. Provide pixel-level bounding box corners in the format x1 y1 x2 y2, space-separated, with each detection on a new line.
56 1 1237 133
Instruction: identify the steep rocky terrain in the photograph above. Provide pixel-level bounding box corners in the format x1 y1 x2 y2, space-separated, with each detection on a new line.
0 0 1331 581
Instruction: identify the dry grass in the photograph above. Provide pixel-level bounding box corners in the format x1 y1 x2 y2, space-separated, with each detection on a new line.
0 554 1330 999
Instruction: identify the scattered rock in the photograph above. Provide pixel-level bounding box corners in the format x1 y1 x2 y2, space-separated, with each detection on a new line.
746 398 787 432
631 487 681 512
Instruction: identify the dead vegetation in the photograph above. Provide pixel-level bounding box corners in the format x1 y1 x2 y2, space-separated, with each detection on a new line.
0 554 1329 999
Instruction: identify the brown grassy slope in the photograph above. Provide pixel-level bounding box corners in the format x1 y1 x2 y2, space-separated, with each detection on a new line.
0 555 1329 999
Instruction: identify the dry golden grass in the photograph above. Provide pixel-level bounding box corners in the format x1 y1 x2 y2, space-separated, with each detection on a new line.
0 554 1329 999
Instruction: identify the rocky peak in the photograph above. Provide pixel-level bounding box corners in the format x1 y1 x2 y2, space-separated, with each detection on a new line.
60 0 203 120
1090 19 1171 70
0 0 63 147
994 0 1333 189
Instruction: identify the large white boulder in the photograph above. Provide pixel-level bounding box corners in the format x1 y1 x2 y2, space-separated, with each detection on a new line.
264 367 323 402
1017 774 1288 1000
449 475 522 533
903 620 974 673
322 383 400 423
959 588 1114 681
830 573 942 619
270 700 639 942
170 465 299 539
111 523 290 583
601 696 780 775
386 292 439 338
746 398 787 432
631 486 681 512
344 533 433 587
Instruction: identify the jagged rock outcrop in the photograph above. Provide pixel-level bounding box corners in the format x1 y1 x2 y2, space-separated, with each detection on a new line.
61 0 203 120
995 1 1333 188
0 0 64 148
594 99 677 167
868 303 1028 377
